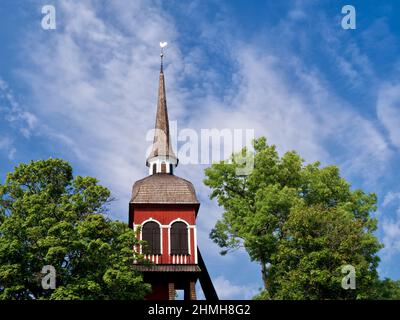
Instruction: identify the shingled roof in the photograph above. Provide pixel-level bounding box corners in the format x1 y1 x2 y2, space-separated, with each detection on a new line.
130 173 199 204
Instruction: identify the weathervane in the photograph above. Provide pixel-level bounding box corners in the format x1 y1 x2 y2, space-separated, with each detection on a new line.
160 41 168 72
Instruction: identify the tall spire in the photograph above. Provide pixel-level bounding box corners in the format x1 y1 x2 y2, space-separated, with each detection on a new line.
146 43 178 174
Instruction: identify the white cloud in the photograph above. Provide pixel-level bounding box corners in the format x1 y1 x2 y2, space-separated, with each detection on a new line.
381 191 400 258
17 0 392 213
382 191 400 207
0 77 37 138
377 84 400 149
382 219 400 259
18 0 185 219
7 147 17 160
0 137 10 149
213 276 259 300
0 136 16 160
181 45 391 186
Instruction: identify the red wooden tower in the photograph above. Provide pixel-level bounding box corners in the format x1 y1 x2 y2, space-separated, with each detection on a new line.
129 52 217 300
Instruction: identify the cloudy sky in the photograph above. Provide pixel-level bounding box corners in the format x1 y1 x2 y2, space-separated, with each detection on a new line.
1 0 400 299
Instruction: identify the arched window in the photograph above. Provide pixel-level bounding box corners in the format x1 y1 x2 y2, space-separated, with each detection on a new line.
161 162 166 173
152 163 157 174
142 221 161 254
170 222 188 255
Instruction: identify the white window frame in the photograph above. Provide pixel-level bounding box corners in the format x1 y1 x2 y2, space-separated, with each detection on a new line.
139 218 163 254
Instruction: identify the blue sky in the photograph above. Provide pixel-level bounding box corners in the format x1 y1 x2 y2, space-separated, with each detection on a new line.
1 0 400 299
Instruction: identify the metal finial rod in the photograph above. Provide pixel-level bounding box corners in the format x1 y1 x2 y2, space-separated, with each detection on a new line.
159 41 168 73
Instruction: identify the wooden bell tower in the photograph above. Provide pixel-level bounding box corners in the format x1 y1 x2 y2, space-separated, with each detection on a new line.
129 47 218 300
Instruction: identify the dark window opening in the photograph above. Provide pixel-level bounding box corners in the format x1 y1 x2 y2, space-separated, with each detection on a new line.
169 164 173 175
142 221 161 254
170 222 188 255
152 163 157 174
161 162 166 173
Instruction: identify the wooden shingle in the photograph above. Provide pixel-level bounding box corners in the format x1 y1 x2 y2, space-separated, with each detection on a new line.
130 173 199 204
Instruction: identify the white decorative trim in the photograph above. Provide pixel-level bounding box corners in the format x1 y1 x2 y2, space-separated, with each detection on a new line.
168 218 190 227
168 218 191 259
168 225 171 255
139 218 163 254
194 226 198 264
147 155 178 175
170 254 188 264
188 225 191 255
160 224 195 228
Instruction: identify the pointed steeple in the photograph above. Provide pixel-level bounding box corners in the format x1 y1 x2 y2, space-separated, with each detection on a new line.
146 45 178 175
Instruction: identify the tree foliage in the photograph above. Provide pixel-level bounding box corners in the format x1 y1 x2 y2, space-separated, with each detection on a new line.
373 278 400 300
204 137 384 299
0 159 150 300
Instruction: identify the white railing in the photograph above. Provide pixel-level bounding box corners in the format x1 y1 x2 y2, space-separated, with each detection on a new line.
171 254 189 264
143 254 160 264
135 254 192 264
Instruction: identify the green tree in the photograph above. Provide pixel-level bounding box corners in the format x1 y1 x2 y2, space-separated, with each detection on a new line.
373 278 400 300
204 137 383 299
0 158 150 300
270 205 380 299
